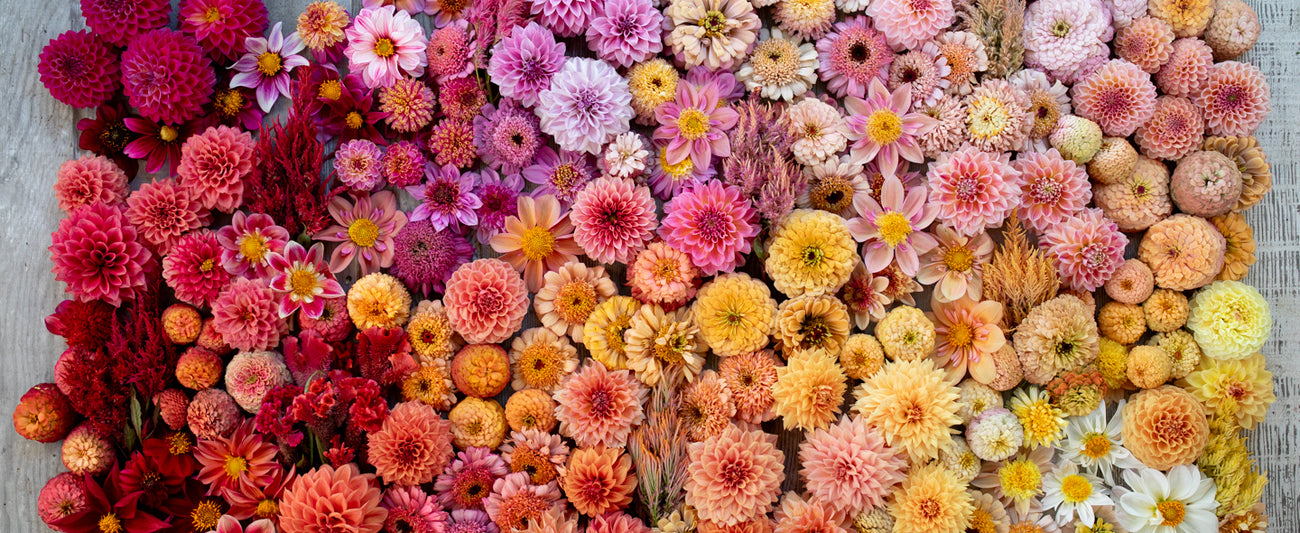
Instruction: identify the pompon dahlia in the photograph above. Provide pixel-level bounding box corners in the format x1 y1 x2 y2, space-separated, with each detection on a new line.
815 17 892 100
1039 208 1128 292
1071 60 1158 137
1195 60 1272 137
684 424 784 526
1156 39 1213 99
177 126 255 213
562 446 636 516
435 447 509 510
1115 16 1176 74
888 464 973 533
382 141 427 188
1138 214 1226 291
53 155 129 214
851 359 960 462
334 139 385 192
660 180 759 276
121 29 215 124
798 415 905 516
38 30 120 108
866 0 953 51
483 471 564 532
1022 0 1112 78
126 178 212 254
488 23 566 108
554 361 647 449
663 0 761 71
926 146 1020 237
586 0 663 68
49 203 152 307
1135 96 1204 161
1013 149 1090 234
180 0 269 61
1122 385 1209 471
442 259 529 344
279 464 387 533
1013 294 1099 384
81 0 170 47
212 278 282 352
345 5 428 88
368 402 456 486
570 177 657 264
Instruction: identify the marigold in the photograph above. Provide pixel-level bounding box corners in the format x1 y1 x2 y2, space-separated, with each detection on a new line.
692 273 777 357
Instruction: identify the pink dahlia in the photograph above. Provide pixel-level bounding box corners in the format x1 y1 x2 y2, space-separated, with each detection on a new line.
1195 60 1272 136
314 190 409 275
553 360 647 449
847 176 937 276
488 22 567 108
797 415 904 516
53 155 129 214
81 0 170 47
1156 38 1213 97
816 17 893 99
1071 59 1158 137
38 30 119 108
530 0 601 37
772 494 846 533
408 164 482 231
844 78 936 180
1022 0 1113 78
538 58 634 155
483 472 564 532
570 177 657 264
522 148 596 205
586 0 663 67
655 80 740 169
164 230 233 308
121 29 215 124
435 447 509 510
382 485 450 533
217 211 289 278
925 146 1019 238
179 0 269 61
444 259 530 344
345 6 429 88
588 513 650 533
659 180 760 276
232 22 310 112
426 21 478 82
1040 208 1129 292
391 220 474 296
684 424 785 526
278 464 387 533
334 139 386 191
125 178 212 255
49 203 152 307
475 100 544 176
369 402 456 486
866 0 954 50
177 126 255 213
1115 16 1176 73
1012 148 1091 234
1135 95 1205 161
472 170 525 245
268 241 345 319
211 278 282 351
382 141 428 187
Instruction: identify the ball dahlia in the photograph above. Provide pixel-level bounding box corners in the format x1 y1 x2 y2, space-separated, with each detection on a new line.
570 177 657 264
81 0 171 47
1122 385 1209 470
443 259 530 344
684 424 785 526
121 29 215 124
53 155 129 214
538 58 633 155
1071 59 1158 137
659 180 759 276
1039 208 1129 292
49 203 152 307
797 415 905 516
211 278 282 352
1195 60 1271 137
554 360 647 449
1135 95 1204 161
38 30 120 108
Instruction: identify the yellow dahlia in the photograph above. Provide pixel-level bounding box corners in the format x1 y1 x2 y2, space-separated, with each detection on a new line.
692 273 778 357
1186 280 1272 361
772 348 848 431
852 359 961 462
888 464 973 533
347 272 412 330
407 300 460 365
625 304 707 387
1007 386 1067 449
776 294 851 356
534 262 617 343
510 327 580 392
582 296 642 370
1184 353 1275 430
765 209 858 298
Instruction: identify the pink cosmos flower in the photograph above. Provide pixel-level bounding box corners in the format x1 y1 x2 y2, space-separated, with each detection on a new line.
930 295 1005 384
268 241 345 319
314 190 410 275
843 78 936 180
407 164 482 231
213 515 275 533
846 175 938 276
653 81 740 169
231 22 309 113
217 211 290 278
345 6 429 88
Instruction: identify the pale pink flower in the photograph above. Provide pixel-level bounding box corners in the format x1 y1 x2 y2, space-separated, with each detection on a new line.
917 225 994 303
846 176 938 276
931 295 1006 384
844 78 936 180
345 6 428 88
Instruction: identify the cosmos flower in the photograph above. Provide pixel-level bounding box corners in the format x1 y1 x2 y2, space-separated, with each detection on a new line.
314 190 409 275
231 22 309 112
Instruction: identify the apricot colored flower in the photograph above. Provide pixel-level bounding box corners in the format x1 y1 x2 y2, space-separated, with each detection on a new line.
368 402 456 486
772 349 847 431
562 446 636 516
851 359 960 462
684 424 785 526
1122 385 1209 470
534 262 617 343
931 296 1005 385
691 273 777 357
554 361 648 449
491 195 581 292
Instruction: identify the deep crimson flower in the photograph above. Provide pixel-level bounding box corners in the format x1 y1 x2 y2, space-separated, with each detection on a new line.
78 104 141 178
226 466 297 523
51 466 169 533
318 73 388 143
124 118 196 176
45 299 115 351
118 449 189 510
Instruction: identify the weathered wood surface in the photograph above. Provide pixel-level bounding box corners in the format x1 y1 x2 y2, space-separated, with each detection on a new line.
1 1 1298 530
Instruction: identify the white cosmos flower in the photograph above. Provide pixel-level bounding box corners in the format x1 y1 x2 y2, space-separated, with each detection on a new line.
1041 461 1113 527
1060 400 1143 484
1115 465 1218 533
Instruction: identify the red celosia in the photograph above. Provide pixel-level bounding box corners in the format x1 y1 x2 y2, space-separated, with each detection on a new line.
246 75 341 236
356 327 419 387
45 299 115 351
106 271 179 402
253 384 305 448
282 330 334 387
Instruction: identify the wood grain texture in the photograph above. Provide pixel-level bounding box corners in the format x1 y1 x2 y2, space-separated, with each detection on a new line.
0 1 1296 530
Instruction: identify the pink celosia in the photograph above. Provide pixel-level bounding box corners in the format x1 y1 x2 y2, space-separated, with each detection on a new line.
49 203 152 307
217 211 290 278
844 78 936 180
925 145 1020 238
1040 207 1129 292
659 180 760 276
345 6 429 88
1012 148 1091 234
847 175 938 276
570 177 658 264
553 360 647 449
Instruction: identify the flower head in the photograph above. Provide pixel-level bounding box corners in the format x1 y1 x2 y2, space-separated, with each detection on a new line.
562 446 637 516
38 30 120 108
866 0 953 50
279 464 387 533
851 359 960 462
1072 60 1158 137
345 6 429 88
1040 208 1129 292
925 146 1020 238
267 241 344 319
931 296 1006 384
232 22 309 112
539 58 634 155
798 415 905 515
121 29 215 124
444 259 531 344
847 175 938 276
844 78 936 180
888 464 973 533
314 190 409 275
660 180 760 276
488 22 566 108
49 203 153 307
571 177 658 264
586 0 664 67
1115 465 1218 533
490 195 582 292
663 0 761 71
654 80 741 169
684 424 785 526
554 360 648 448
535 262 617 343
391 220 475 296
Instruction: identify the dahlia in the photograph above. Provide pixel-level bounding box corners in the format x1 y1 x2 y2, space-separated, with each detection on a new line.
1186 280 1272 361
347 272 412 330
298 1 350 59
380 77 436 131
188 388 241 440
538 58 633 155
366 402 456 485
852 359 960 461
177 126 255 212
535 262 617 343
425 21 478 82
1012 149 1090 234
926 146 1020 237
684 424 785 526
508 328 580 393
440 259 527 344
847 176 937 276
53 155 129 214
49 203 152 307
659 180 759 276
554 360 647 449
314 190 409 275
1135 96 1204 161
483 472 564 532
1071 60 1158 137
765 209 857 297
663 0 761 71
489 195 581 292
122 31 212 128
279 464 387 533
736 29 818 101
231 22 308 112
799 157 868 218
1213 212 1258 281
345 6 427 88
81 0 170 47
562 446 636 516
1115 16 1176 74
1039 208 1128 292
488 22 566 108
38 30 119 108
772 493 847 533
178 0 268 60
194 421 278 500
775 294 851 355
798 416 905 516
600 132 650 179
1186 353 1274 430
1122 386 1209 470
582 296 642 371
866 0 953 50
126 178 211 254
785 98 848 167
654 79 741 169
211 278 281 351
448 509 500 533
891 465 973 532
586 0 663 68
570 177 657 264
1022 0 1112 78
1156 38 1213 97
1196 61 1271 136
1137 214 1226 291
964 79 1033 153
475 100 543 176
505 390 559 433
380 486 449 533
589 512 650 533
427 119 478 169
623 305 707 386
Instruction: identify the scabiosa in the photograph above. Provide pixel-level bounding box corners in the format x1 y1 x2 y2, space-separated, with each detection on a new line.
125 178 212 254
38 30 119 109
570 177 657 264
554 360 647 448
1071 59 1159 137
1039 208 1128 292
586 0 663 68
379 77 435 132
1012 148 1091 234
1196 60 1272 137
866 0 954 50
663 0 761 71
121 29 215 124
435 447 509 510
315 190 409 275
684 424 784 526
1135 95 1204 161
815 17 892 99
476 100 543 176
382 141 427 187
1156 37 1213 97
659 180 759 276
180 0 269 61
345 5 429 88
53 155 129 214
49 203 152 307
844 78 935 179
427 21 478 82
964 79 1033 153
211 278 282 351
81 0 171 47
538 58 633 156
489 22 566 107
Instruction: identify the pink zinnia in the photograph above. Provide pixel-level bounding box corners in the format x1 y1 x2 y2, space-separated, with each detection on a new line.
178 125 256 213
38 30 120 109
211 278 282 352
866 0 954 51
53 155 129 214
488 22 566 108
654 80 740 169
797 415 904 518
1040 207 1129 292
164 230 233 308
844 78 936 180
345 6 429 88
382 485 450 533
434 447 510 510
314 190 409 275
267 241 345 319
408 164 482 231
684 424 785 526
1013 148 1090 234
1071 59 1158 137
659 180 760 276
570 177 658 264
847 176 938 276
925 146 1021 238
426 20 478 82
586 0 663 68
554 360 647 449
931 295 1006 383
49 203 152 307
217 211 290 278
443 259 531 344
816 17 893 99
125 178 212 255
232 22 309 112
179 0 269 61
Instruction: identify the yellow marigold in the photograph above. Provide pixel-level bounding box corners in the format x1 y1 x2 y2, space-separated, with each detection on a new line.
1096 338 1130 390
347 272 412 330
1150 329 1202 379
448 397 507 449
765 209 858 298
1186 280 1272 360
1127 345 1172 389
887 464 973 533
1184 353 1275 430
692 273 778 357
407 300 460 365
1008 386 1066 448
627 59 680 124
874 306 935 362
510 327 580 392
534 262 617 343
1143 288 1189 333
1211 212 1257 281
1098 301 1147 345
625 304 707 387
504 388 559 433
840 334 885 380
776 294 851 356
1149 0 1215 37
852 359 960 462
1122 385 1209 470
582 296 641 370
402 362 457 411
772 348 847 431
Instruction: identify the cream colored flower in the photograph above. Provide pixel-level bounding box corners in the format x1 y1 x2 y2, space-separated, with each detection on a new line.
625 304 707 386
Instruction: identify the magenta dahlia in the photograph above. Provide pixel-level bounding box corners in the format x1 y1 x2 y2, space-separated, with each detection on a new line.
121 29 216 125
408 164 481 231
487 22 566 108
125 178 212 255
81 0 171 47
1012 148 1090 234
474 100 544 176
1071 59 1158 137
1040 207 1129 292
816 17 893 99
659 180 760 276
49 203 152 307
570 177 658 264
179 0 269 61
382 140 428 188
391 219 475 296
586 0 663 68
232 22 310 112
925 146 1020 237
163 230 233 308
211 277 282 351
38 30 120 109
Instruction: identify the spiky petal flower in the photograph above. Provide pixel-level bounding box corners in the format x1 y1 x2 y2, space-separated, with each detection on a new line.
267 241 345 319
851 359 961 462
847 176 938 276
554 360 648 449
570 177 657 265
1012 148 1090 234
279 464 387 533
49 203 152 307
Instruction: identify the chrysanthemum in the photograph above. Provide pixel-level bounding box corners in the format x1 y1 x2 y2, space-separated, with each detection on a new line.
297 1 350 58
562 446 636 516
964 79 1033 153
427 119 478 170
852 359 960 461
926 146 1020 238
654 79 740 169
1137 214 1226 291
347 272 412 329
482 472 564 532
1008 386 1068 448
866 0 953 50
624 305 707 386
798 415 904 516
585 0 663 68
538 58 633 155
1186 280 1271 361
844 78 935 180
659 180 759 276
627 59 681 125
121 29 215 125
315 190 409 275
554 360 648 448
279 464 388 533
1011 149 1090 233
439 78 487 122
378 77 435 132
488 23 566 108
889 464 973 533
1022 0 1112 79
125 178 211 255
570 177 657 264
1116 465 1218 533
690 273 776 357
344 6 428 88
38 30 120 109
501 429 570 485
1072 60 1158 137
765 209 857 298
582 296 641 371
663 0 761 71
737 29 818 102
847 176 938 276
1039 208 1129 292
81 0 170 47
684 424 785 526
443 259 530 344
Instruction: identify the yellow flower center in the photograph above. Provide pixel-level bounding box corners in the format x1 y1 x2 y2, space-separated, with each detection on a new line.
255 499 280 519
1157 500 1186 527
875 211 913 247
520 345 564 387
519 226 556 261
224 455 248 480
168 432 193 455
998 459 1043 501
215 89 246 117
1018 400 1062 444
319 79 343 101
289 268 320 299
1082 433 1112 459
699 10 728 37
865 109 903 145
968 509 997 533
159 125 179 142
345 111 364 129
948 322 974 348
801 245 825 267
239 234 269 263
654 258 681 283
1060 474 1093 503
374 37 396 58
677 108 711 141
199 258 215 272
551 163 581 191
555 281 598 323
191 500 223 531
968 97 1011 140
659 148 694 179
604 316 632 354
98 513 123 533
203 7 223 23
348 218 380 247
257 52 283 76
943 246 975 272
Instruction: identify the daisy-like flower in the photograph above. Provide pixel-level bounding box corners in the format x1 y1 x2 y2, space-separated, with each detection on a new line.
838 264 890 328
655 80 740 169
501 429 570 485
846 175 939 276
217 211 289 278
510 328 580 392
663 0 762 71
843 78 936 179
583 296 642 371
231 22 308 112
1115 465 1218 533
815 16 892 99
1059 401 1142 484
931 295 1005 384
434 447 509 510
490 195 582 293
917 225 993 303
926 146 1021 238
345 6 428 88
314 190 409 275
537 58 634 155
624 305 707 387
408 164 481 231
971 446 1055 516
737 29 818 101
889 49 952 107
482 472 563 532
1009 386 1068 448
534 262 617 343
1041 461 1112 526
267 241 345 319
523 148 596 206
785 98 848 167
1010 68 1073 149
931 32 988 96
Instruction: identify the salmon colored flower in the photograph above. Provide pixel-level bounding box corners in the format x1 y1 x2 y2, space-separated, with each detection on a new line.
490 195 581 292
